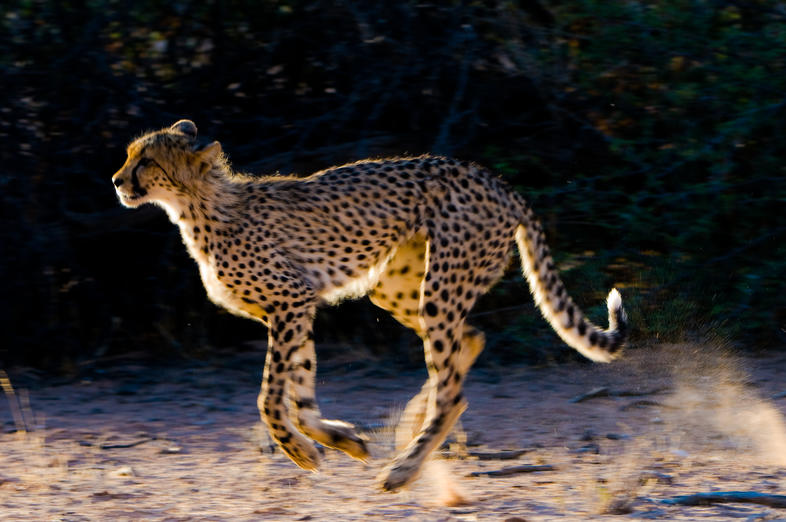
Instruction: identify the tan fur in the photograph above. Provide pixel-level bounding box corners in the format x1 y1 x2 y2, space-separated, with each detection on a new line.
112 120 628 491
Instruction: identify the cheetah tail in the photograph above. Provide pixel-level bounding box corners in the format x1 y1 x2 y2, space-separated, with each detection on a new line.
514 222 628 363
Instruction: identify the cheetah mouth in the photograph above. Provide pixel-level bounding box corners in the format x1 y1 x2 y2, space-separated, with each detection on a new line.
117 191 140 200
117 191 146 207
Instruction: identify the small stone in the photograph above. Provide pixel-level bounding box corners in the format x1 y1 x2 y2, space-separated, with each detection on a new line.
110 465 135 477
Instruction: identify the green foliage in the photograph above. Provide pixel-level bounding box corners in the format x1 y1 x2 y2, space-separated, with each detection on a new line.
492 0 786 346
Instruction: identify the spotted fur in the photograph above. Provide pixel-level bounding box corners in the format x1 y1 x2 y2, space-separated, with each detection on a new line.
112 120 628 491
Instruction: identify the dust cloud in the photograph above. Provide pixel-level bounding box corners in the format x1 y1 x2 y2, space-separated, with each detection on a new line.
663 343 786 467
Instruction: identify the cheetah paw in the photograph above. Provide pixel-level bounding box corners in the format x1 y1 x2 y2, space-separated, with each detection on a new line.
280 438 322 472
309 419 371 462
377 459 421 492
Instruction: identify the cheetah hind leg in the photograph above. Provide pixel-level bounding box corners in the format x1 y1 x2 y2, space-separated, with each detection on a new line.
367 236 485 488
379 320 477 491
288 336 370 462
380 385 468 492
394 325 485 450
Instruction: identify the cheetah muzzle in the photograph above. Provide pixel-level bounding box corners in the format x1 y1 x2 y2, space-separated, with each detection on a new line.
112 119 629 492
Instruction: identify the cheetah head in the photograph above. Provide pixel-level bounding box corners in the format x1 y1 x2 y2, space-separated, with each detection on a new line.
112 120 223 211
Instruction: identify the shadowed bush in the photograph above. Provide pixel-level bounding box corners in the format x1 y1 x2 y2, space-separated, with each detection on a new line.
0 1 783 369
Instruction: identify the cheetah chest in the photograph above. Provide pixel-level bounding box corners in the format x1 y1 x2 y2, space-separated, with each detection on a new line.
197 260 269 323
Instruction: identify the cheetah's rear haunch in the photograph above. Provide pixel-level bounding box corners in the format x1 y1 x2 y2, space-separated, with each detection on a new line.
112 120 628 492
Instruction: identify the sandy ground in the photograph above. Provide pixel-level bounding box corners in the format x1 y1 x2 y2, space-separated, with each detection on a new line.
2 343 786 521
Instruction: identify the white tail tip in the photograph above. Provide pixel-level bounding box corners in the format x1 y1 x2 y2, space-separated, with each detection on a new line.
607 288 622 311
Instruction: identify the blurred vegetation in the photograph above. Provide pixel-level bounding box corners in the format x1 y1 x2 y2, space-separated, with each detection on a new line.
1 0 784 370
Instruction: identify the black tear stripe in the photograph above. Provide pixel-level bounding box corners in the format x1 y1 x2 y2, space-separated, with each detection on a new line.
130 161 149 197
131 158 171 197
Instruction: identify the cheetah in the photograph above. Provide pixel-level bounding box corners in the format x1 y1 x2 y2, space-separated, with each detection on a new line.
112 120 628 491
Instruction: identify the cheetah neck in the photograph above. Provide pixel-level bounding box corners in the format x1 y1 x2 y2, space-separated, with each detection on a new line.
161 167 247 265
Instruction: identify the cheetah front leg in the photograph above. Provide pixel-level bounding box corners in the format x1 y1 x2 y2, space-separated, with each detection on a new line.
258 313 322 471
288 333 370 462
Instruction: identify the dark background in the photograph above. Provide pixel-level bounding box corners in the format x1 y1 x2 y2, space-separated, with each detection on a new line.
2 0 784 372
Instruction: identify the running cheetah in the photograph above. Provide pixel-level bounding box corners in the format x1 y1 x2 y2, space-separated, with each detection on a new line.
112 120 628 491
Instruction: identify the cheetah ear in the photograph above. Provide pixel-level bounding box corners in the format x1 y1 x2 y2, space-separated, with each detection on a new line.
197 140 222 161
170 119 197 141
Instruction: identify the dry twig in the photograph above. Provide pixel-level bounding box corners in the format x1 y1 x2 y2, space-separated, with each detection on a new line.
569 386 668 403
661 491 786 509
470 464 555 477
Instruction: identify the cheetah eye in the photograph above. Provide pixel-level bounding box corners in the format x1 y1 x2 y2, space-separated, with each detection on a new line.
137 157 167 173
133 157 159 177
135 157 170 179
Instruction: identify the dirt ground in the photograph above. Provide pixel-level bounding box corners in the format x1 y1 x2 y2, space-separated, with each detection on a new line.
2 343 786 521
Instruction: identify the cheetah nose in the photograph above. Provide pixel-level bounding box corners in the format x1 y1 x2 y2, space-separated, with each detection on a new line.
113 177 125 188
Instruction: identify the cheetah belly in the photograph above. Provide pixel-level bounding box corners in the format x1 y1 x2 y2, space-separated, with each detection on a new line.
316 254 394 305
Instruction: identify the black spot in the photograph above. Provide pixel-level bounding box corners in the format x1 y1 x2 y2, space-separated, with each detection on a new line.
433 340 444 352
425 302 438 316
577 320 587 336
296 398 316 410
